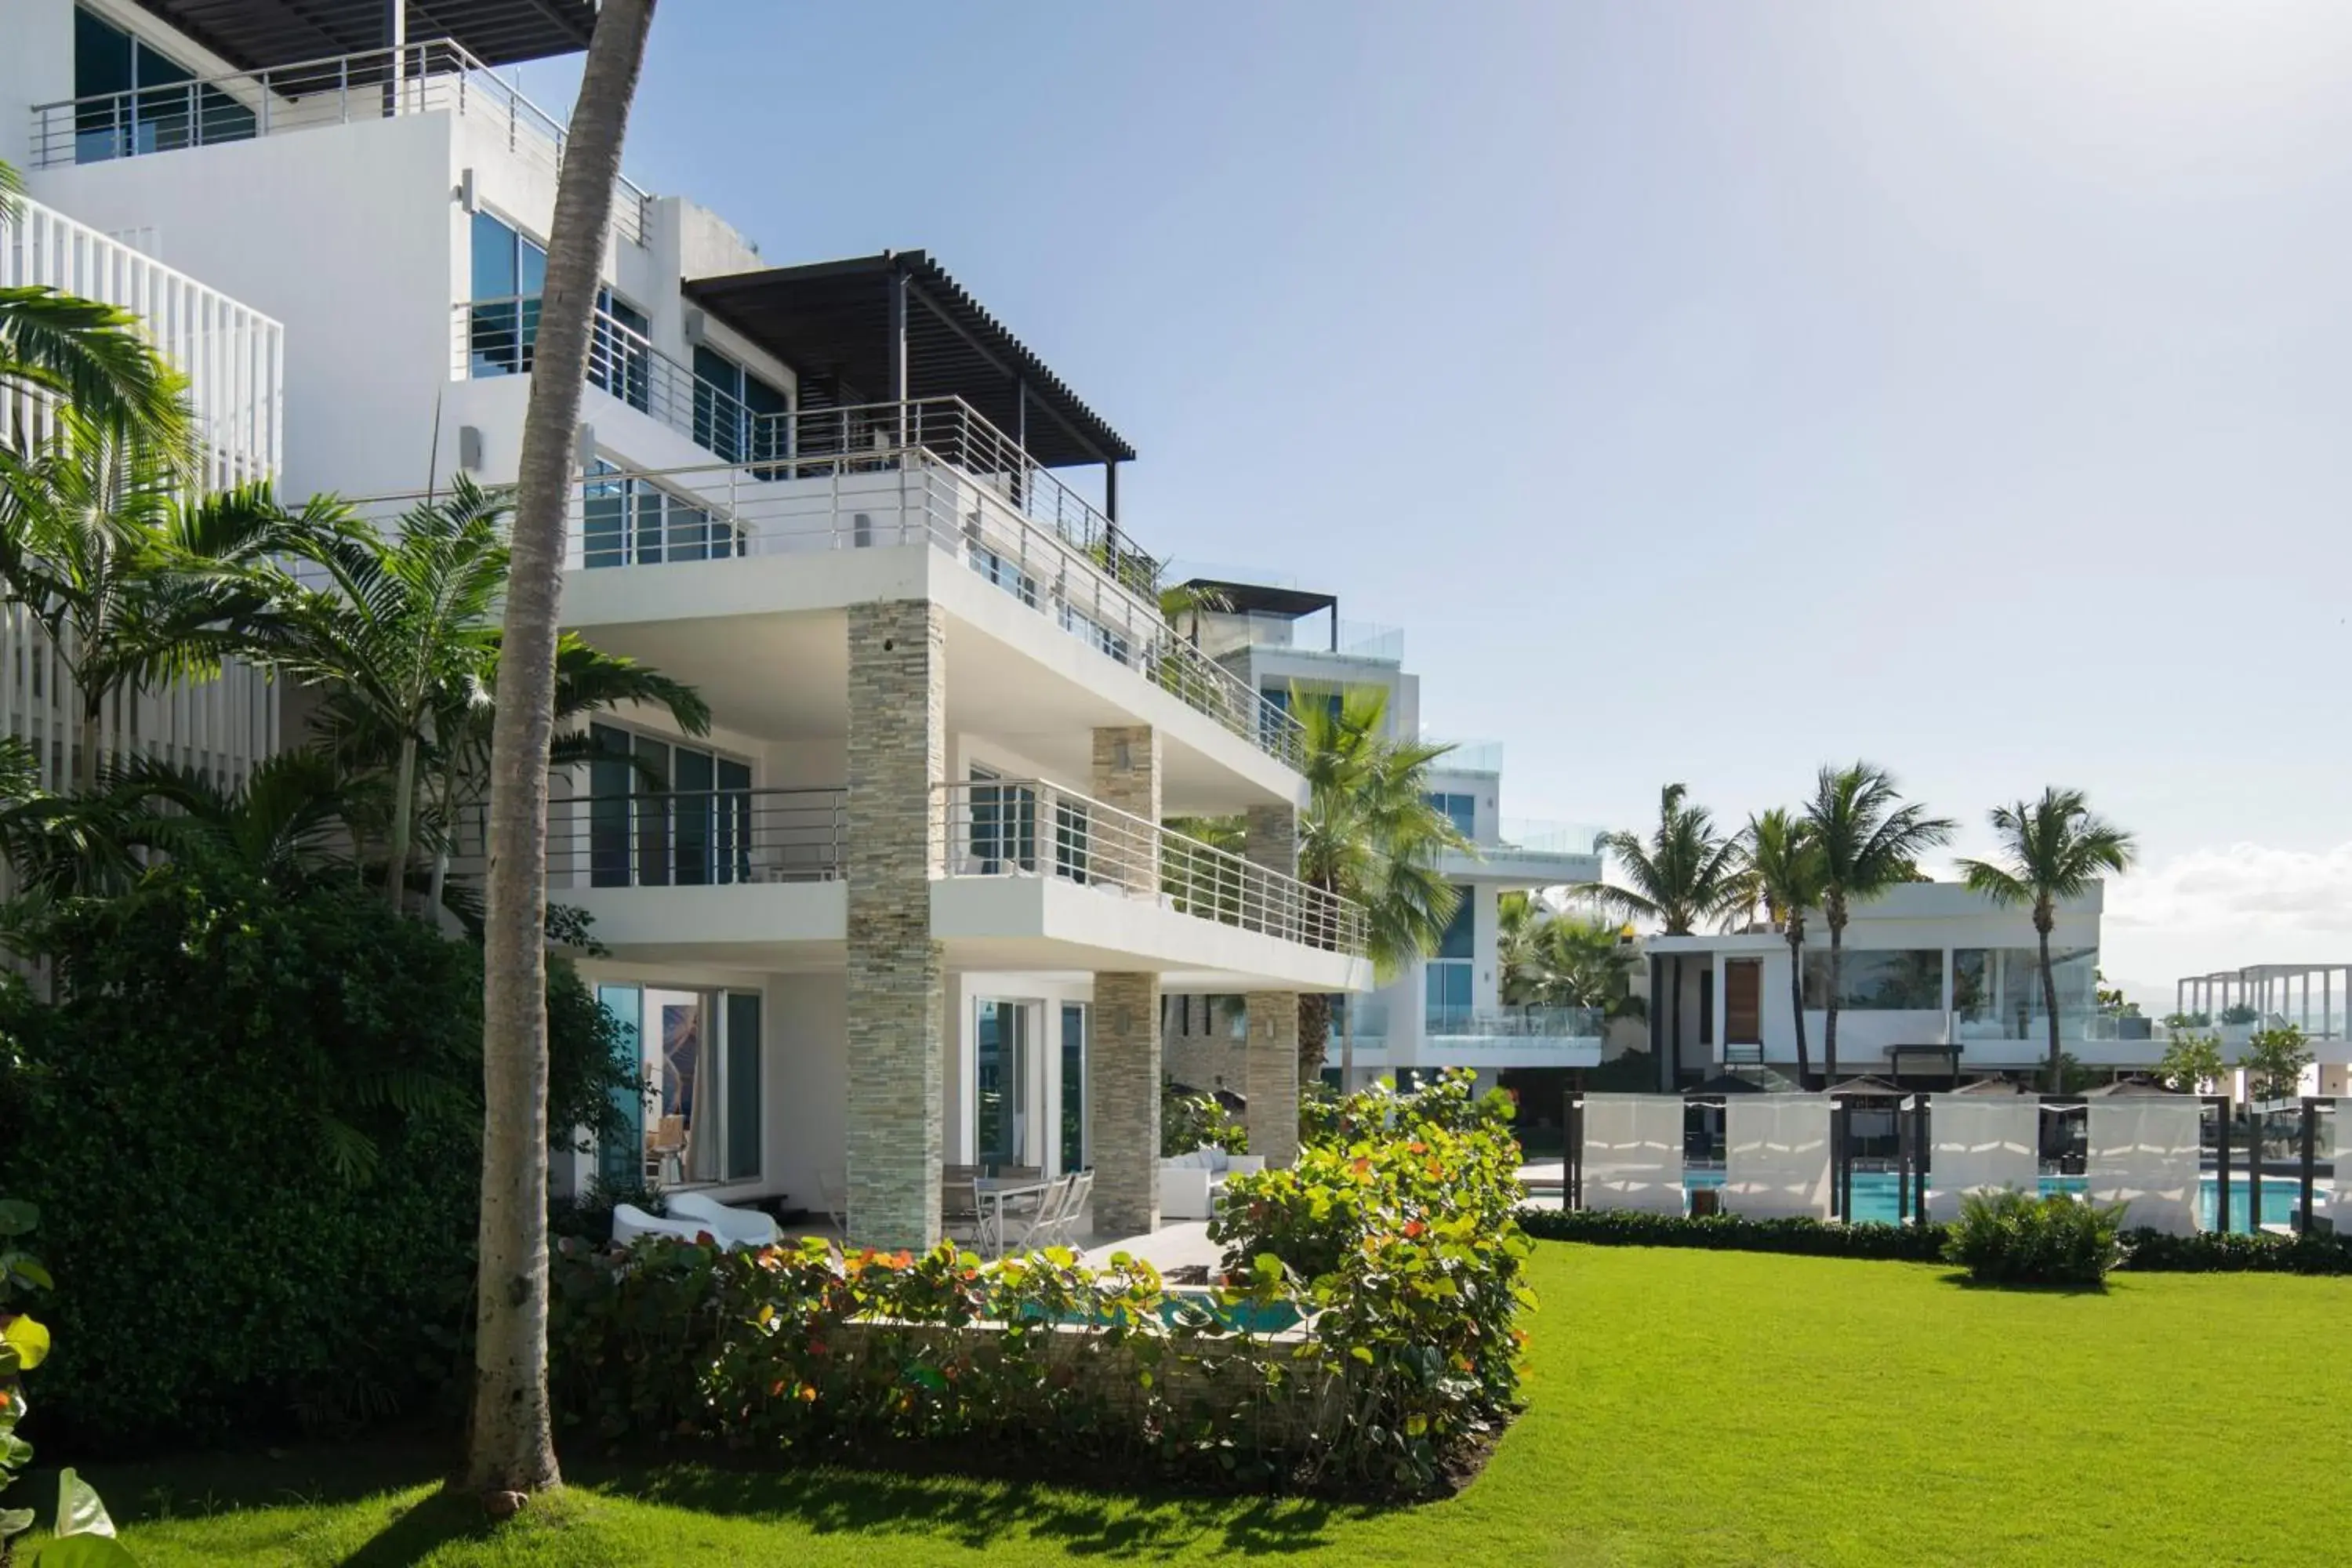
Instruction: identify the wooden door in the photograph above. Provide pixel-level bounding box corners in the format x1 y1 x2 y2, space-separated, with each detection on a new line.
1725 959 1763 1046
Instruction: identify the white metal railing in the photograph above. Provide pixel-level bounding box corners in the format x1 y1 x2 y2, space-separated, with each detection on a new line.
933 779 1365 956
544 787 847 889
1426 1007 1608 1039
29 40 652 246
550 417 1306 770
455 296 735 436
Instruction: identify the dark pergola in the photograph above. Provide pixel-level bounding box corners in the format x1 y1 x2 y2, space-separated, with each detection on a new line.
682 251 1135 517
127 0 594 71
1178 579 1339 650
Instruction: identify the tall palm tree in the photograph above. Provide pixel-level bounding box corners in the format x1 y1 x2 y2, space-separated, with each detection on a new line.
1587 785 1746 1092
1956 787 2137 1093
1803 764 1954 1084
2 159 194 454
470 0 655 1505
1292 684 1467 1083
1740 808 1826 1085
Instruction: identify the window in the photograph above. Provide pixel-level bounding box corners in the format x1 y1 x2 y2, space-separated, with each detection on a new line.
590 295 652 412
581 462 739 566
596 984 760 1187
1802 949 1944 1011
586 722 753 887
1427 792 1477 838
966 767 1036 873
73 6 253 164
1059 1004 1087 1175
976 1000 1032 1171
1436 891 1474 960
692 345 788 470
1953 946 2097 1038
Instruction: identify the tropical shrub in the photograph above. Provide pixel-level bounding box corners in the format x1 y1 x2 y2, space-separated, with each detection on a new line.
0 1200 136 1566
1520 1207 1951 1261
1942 1190 2127 1287
1211 1071 1534 1490
0 864 633 1452
1160 1087 1247 1158
550 1175 666 1246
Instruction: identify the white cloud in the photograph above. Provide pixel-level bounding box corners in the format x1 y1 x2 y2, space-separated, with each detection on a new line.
2106 841 2352 931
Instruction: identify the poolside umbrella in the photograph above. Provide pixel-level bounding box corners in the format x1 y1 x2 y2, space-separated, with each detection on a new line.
1948 1077 2030 1095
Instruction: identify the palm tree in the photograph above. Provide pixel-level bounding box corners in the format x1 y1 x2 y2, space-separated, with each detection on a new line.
253 478 509 912
1740 808 1826 1085
1292 684 1467 1083
470 0 655 1505
2 159 193 453
1803 764 1954 1085
0 407 333 789
1588 785 1746 1092
1956 787 2137 1093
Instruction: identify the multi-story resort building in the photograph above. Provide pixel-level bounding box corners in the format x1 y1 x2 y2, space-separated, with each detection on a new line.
3 0 1372 1248
1159 582 1610 1101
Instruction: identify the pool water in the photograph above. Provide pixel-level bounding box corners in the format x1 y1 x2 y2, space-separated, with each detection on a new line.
1678 1170 2328 1235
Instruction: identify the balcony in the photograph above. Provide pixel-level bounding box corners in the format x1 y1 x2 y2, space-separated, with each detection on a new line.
541 402 1307 771
546 787 848 890
934 779 1365 958
29 41 652 245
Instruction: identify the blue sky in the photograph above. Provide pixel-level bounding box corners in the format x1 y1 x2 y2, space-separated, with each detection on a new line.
524 2 2352 1000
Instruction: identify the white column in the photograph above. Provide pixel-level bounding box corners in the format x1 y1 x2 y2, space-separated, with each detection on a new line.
1711 959 1728 1068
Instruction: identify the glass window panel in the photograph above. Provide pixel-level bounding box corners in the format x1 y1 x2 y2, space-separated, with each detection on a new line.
724 993 761 1182
633 735 671 887
588 723 632 886
716 759 752 884
1060 1004 1086 1174
672 749 713 886
595 985 644 1187
651 992 710 1181
1437 890 1475 959
1802 949 1944 1011
977 1002 1012 1168
518 236 546 298
582 481 626 568
470 210 518 300
633 490 665 564
76 8 135 100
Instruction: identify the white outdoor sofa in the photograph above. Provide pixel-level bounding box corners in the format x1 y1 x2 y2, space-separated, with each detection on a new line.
1158 1147 1267 1221
611 1195 779 1250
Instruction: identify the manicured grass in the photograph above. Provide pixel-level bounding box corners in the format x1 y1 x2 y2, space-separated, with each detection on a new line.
53 1245 2352 1566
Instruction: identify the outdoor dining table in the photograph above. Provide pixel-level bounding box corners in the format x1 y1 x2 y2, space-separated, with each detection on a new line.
973 1175 1051 1254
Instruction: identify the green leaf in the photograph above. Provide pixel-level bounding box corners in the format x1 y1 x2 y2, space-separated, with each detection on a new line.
0 1506 34 1540
2 1315 50 1372
53 1468 117 1538
0 1201 36 1239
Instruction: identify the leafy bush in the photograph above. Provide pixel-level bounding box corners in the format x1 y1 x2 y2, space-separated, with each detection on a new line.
1519 1207 1951 1261
1210 1071 1534 1491
1521 1207 2352 1276
550 1175 666 1247
0 865 633 1453
1942 1191 2126 1287
2117 1226 2352 1275
1160 1087 1247 1158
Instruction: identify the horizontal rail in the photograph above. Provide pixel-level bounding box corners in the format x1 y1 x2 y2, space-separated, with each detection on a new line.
543 786 847 891
934 779 1364 956
1426 1007 1609 1039
31 40 651 245
540 438 1305 771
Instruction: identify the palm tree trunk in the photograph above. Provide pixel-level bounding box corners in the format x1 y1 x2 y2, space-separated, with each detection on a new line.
1786 928 1809 1086
2038 912 2062 1094
1297 992 1330 1082
1824 917 1844 1085
466 0 654 1504
387 731 419 913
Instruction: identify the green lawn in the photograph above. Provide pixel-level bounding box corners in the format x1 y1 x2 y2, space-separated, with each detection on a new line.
56 1244 2352 1566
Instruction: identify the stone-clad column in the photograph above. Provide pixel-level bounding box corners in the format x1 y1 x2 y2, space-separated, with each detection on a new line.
845 600 946 1250
1090 724 1163 1236
1092 971 1163 1236
1244 801 1303 1166
1091 724 1160 894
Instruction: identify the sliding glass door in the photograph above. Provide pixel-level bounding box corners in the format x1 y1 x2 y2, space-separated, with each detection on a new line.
588 723 753 887
593 984 762 1188
976 1000 1033 1171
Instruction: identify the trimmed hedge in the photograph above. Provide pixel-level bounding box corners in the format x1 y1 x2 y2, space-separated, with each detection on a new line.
1519 1207 2352 1275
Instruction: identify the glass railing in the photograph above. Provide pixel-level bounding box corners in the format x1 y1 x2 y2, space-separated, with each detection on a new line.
1491 818 1610 856
1425 1007 1607 1040
1424 736 1504 774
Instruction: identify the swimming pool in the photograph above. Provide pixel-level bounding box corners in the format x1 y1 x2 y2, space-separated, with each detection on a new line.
1677 1169 2331 1234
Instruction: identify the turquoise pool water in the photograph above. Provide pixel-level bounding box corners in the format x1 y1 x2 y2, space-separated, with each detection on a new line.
1677 1170 2328 1235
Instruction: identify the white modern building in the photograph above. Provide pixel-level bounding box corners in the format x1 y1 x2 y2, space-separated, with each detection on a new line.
3 0 1374 1248
2173 962 2352 1099
1159 581 1606 1098
1645 883 2129 1089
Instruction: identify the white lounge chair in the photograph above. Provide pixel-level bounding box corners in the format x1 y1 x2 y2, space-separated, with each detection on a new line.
612 1201 720 1247
666 1191 780 1248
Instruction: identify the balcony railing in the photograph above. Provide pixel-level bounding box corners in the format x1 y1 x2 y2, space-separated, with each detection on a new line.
553 416 1307 770
1426 1007 1608 1039
933 779 1365 956
544 787 847 890
30 41 652 245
